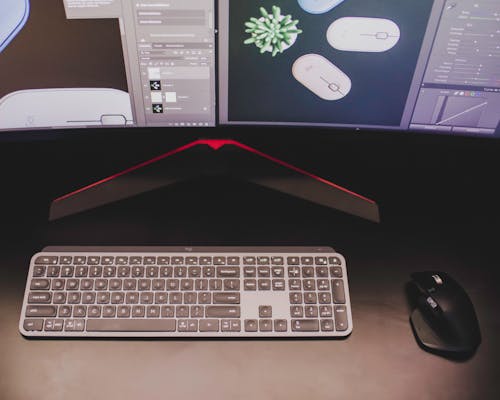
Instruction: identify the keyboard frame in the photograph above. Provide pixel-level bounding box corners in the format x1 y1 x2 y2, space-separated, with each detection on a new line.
20 246 353 338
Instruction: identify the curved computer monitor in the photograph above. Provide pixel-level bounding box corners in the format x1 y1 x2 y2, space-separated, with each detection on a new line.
0 0 498 136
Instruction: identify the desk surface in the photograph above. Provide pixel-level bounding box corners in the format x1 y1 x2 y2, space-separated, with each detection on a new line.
1 133 499 399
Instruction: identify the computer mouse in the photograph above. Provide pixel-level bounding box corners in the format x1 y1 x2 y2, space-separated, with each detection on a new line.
409 271 481 357
327 17 400 52
292 54 351 101
0 0 30 53
297 0 345 14
0 88 134 130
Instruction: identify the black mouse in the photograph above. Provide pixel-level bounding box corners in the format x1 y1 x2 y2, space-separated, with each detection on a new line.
408 271 481 357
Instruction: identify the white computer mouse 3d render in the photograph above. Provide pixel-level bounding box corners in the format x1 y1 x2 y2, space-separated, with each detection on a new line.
0 88 134 130
292 54 351 101
297 0 345 14
327 17 400 52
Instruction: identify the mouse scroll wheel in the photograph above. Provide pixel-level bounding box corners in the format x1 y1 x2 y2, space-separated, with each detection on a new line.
432 274 443 285
328 83 340 92
375 32 390 40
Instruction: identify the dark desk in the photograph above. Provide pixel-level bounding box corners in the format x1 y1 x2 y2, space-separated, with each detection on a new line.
1 132 499 399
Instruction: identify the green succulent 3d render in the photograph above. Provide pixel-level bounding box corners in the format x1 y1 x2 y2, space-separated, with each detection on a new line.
244 6 302 57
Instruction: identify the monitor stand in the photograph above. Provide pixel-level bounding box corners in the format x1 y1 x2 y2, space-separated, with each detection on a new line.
49 139 380 222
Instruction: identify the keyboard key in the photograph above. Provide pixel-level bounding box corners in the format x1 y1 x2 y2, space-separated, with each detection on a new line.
271 267 284 277
329 256 342 265
45 319 64 332
316 267 329 277
89 266 102 277
147 306 160 318
132 306 145 317
213 293 240 304
259 305 272 318
330 267 343 278
291 306 303 317
198 292 211 304
52 279 65 290
292 319 319 332
274 319 287 332
259 319 273 332
60 256 72 265
305 306 318 318
186 257 198 265
23 319 44 331
103 306 116 318
73 306 87 317
304 293 317 304
287 257 300 265
87 319 176 332
209 279 222 291
157 257 170 265
302 267 314 277
213 257 226 265
257 267 270 277
118 306 131 318
319 293 332 304
289 279 301 290
271 257 284 265
224 279 240 291
227 257 240 265
61 266 74 277
301 257 314 265
191 305 204 318
217 267 240 278
206 306 240 318
244 279 256 291
199 319 219 332
272 279 285 291
47 266 60 277
319 305 333 317
321 319 334 332
258 279 271 290
244 319 258 332
161 306 175 318
318 279 330 291
35 256 58 265
58 305 72 317
33 266 46 277
203 267 215 278
315 257 328 265
30 279 50 290
199 257 212 265
332 280 346 304
303 279 315 291
243 257 256 265
188 267 201 277
64 319 85 332
28 292 51 304
88 306 101 318
243 267 256 277
176 306 189 317
26 305 57 317
53 292 66 304
334 306 348 331
289 292 302 304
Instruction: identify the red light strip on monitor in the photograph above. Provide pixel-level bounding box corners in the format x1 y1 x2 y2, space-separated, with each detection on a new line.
54 139 375 205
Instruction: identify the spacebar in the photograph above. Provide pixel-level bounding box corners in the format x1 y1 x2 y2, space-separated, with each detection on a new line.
86 319 176 332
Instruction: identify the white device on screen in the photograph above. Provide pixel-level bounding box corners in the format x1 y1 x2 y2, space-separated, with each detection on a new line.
327 17 401 52
297 0 345 14
292 54 352 101
0 88 134 130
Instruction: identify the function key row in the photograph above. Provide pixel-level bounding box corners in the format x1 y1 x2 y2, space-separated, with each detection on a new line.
35 255 343 267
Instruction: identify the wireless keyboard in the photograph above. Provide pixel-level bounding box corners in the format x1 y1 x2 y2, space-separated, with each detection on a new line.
20 247 352 338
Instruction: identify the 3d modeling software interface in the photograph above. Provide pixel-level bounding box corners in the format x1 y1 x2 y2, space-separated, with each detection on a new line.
0 0 498 136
